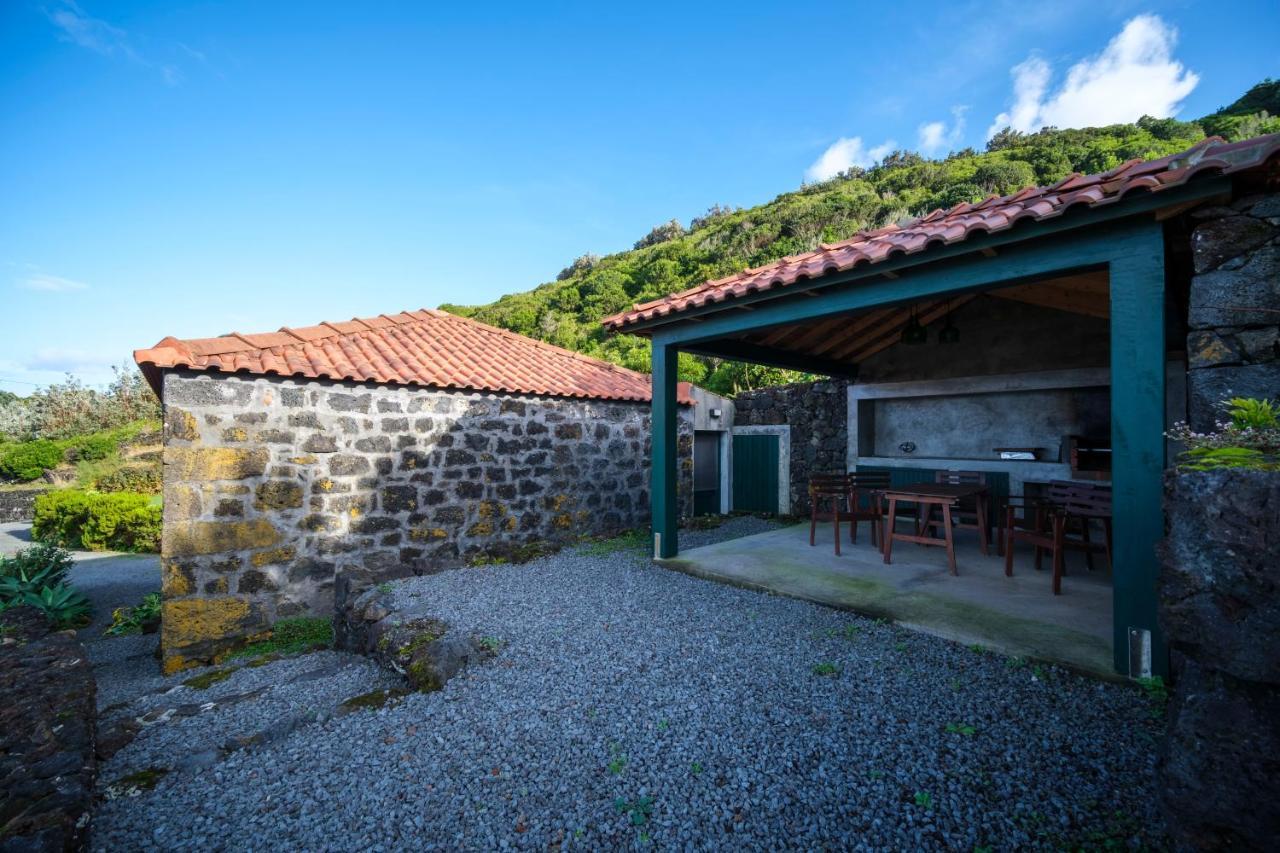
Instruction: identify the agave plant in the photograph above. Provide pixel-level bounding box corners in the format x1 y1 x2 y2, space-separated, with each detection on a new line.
21 583 92 628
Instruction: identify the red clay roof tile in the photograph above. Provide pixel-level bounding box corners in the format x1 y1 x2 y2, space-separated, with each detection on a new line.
136 308 692 404
602 133 1280 332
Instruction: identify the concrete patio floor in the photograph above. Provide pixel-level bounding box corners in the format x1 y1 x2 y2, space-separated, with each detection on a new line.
660 521 1115 677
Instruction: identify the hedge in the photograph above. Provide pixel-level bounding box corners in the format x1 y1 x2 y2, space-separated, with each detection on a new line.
33 490 162 553
0 440 64 482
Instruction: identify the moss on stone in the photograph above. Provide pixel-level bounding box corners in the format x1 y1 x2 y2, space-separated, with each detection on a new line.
340 687 410 712
226 616 333 661
254 480 304 511
250 546 297 568
110 767 169 792
182 667 236 689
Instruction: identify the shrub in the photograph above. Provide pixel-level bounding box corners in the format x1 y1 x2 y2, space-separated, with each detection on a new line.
0 541 74 586
0 439 65 482
94 465 162 494
33 490 162 552
105 591 162 636
66 432 117 462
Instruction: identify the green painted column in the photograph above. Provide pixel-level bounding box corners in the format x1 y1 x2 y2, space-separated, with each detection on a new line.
651 340 679 558
1109 222 1168 678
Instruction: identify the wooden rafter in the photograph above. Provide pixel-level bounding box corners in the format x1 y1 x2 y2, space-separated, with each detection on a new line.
849 295 975 362
988 272 1109 319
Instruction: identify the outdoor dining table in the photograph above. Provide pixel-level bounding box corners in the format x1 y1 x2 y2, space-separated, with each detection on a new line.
880 483 991 575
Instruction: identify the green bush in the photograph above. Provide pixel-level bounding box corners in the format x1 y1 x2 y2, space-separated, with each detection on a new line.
0 439 65 482
94 465 162 494
67 432 117 462
33 490 162 552
0 541 74 585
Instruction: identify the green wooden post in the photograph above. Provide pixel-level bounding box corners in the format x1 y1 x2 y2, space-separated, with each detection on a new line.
1109 222 1168 678
651 341 679 558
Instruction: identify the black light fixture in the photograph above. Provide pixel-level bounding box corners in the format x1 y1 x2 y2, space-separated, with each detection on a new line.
902 305 928 345
938 301 960 344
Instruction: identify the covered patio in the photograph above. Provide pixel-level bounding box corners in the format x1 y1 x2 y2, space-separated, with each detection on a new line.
663 522 1114 676
603 137 1280 678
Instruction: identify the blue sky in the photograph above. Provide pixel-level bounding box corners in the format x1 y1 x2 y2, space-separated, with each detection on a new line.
1 1 1276 390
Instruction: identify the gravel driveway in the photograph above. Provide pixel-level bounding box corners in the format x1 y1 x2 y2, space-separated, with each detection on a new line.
92 516 1166 850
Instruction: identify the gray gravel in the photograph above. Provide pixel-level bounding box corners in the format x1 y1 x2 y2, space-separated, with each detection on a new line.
92 516 1166 850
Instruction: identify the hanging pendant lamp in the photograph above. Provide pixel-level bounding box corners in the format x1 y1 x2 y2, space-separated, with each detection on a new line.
902 305 928 345
938 301 960 344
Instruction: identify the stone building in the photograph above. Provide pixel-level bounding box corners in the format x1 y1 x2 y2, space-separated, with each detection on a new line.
135 308 709 672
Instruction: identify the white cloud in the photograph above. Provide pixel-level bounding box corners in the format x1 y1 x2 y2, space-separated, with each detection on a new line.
18 273 89 293
987 14 1199 138
45 1 183 85
918 106 969 155
805 137 897 182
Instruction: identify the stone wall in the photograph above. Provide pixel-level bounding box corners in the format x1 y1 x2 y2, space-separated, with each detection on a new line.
0 607 97 851
1186 193 1280 431
158 371 692 672
1158 469 1280 849
734 379 848 515
0 488 47 523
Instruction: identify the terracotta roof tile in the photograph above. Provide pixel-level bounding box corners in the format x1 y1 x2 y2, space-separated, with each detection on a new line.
136 308 692 404
603 133 1280 331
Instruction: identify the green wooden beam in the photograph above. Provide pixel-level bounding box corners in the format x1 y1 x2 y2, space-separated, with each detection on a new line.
650 342 679 558
621 177 1229 338
1109 223 1168 678
681 340 860 379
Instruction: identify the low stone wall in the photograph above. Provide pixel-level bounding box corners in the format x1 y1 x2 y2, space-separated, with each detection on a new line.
1185 192 1280 431
158 371 692 672
0 489 47 523
1157 468 1280 849
734 379 848 515
0 607 97 851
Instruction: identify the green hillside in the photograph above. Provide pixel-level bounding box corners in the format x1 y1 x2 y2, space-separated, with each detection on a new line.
443 80 1280 396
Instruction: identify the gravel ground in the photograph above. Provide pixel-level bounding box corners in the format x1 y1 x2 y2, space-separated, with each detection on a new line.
92 516 1166 850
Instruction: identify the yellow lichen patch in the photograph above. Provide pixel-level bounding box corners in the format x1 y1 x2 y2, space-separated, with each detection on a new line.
466 520 494 537
164 519 281 557
163 484 203 522
166 408 200 442
165 446 269 482
221 427 248 443
161 559 195 597
254 480 304 510
408 527 449 541
547 494 571 511
477 500 505 519
161 596 253 656
313 478 335 493
250 546 296 568
289 455 318 465
204 577 229 594
552 513 573 529
503 516 517 532
217 484 252 496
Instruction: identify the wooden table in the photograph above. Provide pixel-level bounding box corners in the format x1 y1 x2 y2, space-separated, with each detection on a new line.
881 483 990 575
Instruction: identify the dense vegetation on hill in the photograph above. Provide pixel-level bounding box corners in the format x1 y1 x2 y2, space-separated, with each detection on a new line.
444 80 1280 395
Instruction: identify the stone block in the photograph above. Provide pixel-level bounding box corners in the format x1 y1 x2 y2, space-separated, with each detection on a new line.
160 595 265 673
166 407 200 442
1191 214 1275 273
254 480 304 510
302 434 338 453
164 519 281 557
1188 363 1280 432
165 446 270 482
326 392 371 413
329 454 370 476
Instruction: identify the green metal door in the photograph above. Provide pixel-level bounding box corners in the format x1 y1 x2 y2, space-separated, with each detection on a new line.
732 434 779 514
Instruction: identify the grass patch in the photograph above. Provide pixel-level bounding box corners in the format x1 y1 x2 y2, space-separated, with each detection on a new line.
340 687 411 712
104 766 168 798
944 722 977 736
811 661 841 677
227 616 333 661
580 528 648 556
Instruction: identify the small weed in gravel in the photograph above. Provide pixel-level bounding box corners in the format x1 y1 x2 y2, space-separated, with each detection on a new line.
914 791 934 809
812 662 840 677
615 795 654 826
1137 676 1168 718
104 767 169 799
478 635 503 653
690 761 704 776
945 722 977 736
